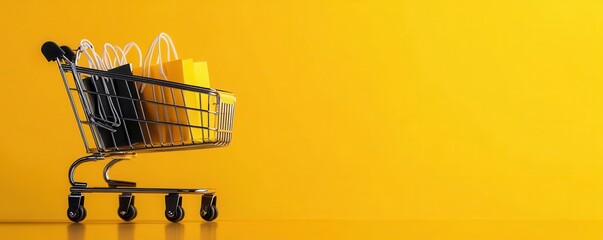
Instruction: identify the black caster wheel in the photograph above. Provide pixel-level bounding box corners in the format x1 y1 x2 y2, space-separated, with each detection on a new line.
165 206 185 223
67 206 87 223
201 205 218 222
118 205 138 221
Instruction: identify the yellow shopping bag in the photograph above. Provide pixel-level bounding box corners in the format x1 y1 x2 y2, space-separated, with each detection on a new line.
132 33 214 145
134 60 213 144
168 61 213 143
192 61 215 142
132 65 169 145
163 59 208 143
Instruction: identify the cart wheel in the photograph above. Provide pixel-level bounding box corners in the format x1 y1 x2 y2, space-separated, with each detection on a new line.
118 205 138 221
67 206 87 223
165 206 185 223
201 205 218 222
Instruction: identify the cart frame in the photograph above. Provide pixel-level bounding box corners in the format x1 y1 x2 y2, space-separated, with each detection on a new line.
41 41 235 223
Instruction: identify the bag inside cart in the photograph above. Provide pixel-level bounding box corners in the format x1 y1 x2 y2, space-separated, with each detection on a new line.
193 61 215 142
133 59 215 145
163 59 215 143
83 64 144 149
132 33 215 145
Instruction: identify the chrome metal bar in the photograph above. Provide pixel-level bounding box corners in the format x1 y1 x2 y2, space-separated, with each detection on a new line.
103 158 136 187
180 88 195 143
69 154 105 187
56 59 90 152
66 65 227 94
130 82 151 147
150 84 165 147
118 117 216 130
91 141 227 153
66 60 105 152
70 187 214 194
206 93 211 142
159 85 174 146
168 87 184 145
198 92 205 143
70 88 218 114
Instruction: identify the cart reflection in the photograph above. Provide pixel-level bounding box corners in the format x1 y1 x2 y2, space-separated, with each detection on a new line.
66 221 217 240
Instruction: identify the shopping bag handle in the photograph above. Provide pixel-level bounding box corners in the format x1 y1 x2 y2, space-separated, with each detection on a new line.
139 33 179 93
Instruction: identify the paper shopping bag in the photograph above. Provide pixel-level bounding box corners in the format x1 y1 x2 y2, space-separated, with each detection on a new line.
163 59 217 143
132 65 169 145
191 90 217 143
133 59 213 144
83 64 144 149
162 59 196 143
192 61 213 142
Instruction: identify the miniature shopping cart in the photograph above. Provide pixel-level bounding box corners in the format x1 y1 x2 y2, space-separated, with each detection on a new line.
41 41 235 223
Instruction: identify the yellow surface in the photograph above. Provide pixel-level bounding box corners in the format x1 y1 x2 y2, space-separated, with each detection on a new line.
1 0 603 223
2 221 603 240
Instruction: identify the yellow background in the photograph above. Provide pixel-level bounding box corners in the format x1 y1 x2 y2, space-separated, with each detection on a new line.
1 0 603 221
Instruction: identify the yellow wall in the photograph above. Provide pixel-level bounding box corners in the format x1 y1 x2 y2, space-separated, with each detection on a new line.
1 0 603 220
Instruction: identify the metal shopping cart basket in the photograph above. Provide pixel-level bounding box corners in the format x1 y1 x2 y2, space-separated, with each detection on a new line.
41 41 235 223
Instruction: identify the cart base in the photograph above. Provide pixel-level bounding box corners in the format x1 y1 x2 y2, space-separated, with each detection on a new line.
67 188 218 223
66 153 219 223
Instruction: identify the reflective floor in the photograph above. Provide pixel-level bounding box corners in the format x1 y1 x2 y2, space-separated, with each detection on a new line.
1 220 603 239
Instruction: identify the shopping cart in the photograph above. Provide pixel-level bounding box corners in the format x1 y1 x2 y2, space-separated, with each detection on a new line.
41 41 235 223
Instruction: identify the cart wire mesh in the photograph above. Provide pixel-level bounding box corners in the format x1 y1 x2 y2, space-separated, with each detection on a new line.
57 58 235 153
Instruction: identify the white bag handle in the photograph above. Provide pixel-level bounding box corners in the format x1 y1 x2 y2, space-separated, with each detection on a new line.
102 43 120 69
122 42 143 67
139 33 179 92
101 42 143 68
76 39 107 70
144 32 179 65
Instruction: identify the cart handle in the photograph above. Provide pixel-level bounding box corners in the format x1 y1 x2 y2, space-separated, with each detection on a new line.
42 41 77 62
41 41 64 61
43 41 121 133
61 45 76 62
